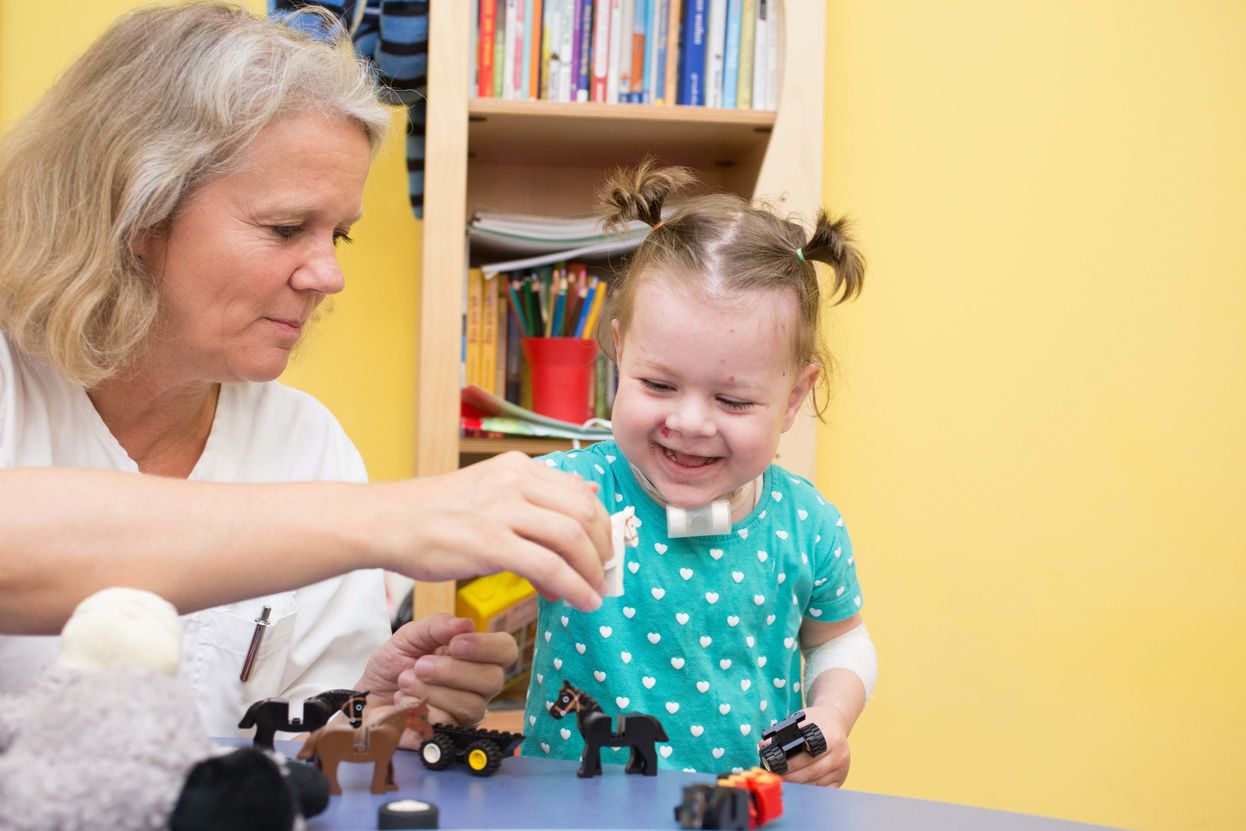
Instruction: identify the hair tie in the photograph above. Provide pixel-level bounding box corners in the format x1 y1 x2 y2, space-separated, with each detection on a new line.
650 220 665 233
796 247 807 263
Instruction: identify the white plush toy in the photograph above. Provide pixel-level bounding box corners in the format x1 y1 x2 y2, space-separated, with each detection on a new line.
0 588 324 831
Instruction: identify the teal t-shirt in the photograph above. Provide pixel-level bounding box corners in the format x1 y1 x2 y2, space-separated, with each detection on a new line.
520 441 863 773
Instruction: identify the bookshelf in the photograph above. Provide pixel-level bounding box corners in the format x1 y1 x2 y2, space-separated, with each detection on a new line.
415 0 827 618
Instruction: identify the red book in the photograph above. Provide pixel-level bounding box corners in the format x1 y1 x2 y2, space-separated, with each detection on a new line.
479 0 498 97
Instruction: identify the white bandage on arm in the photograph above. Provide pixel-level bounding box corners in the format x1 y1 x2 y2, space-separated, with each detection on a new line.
802 623 878 699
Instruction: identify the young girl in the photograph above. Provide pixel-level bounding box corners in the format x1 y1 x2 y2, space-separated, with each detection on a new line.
521 161 875 787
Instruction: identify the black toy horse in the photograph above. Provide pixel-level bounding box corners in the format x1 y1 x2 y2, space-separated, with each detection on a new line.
239 688 368 749
548 679 668 778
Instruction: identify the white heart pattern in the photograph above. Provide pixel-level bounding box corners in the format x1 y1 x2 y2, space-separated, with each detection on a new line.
731 571 744 583
740 679 751 691
670 657 685 669
757 656 767 668
709 548 724 560
773 678 787 688
777 573 786 584
712 747 726 759
541 742 551 753
654 543 668 554
757 550 768 563
699 636 712 648
772 491 782 501
760 701 768 712
544 630 552 642
676 613 689 625
679 568 693 580
560 728 571 740
642 676 656 689
766 615 776 625
594 670 606 682
727 615 740 627
690 726 704 737
666 702 680 714
696 681 710 693
740 725 752 736
599 626 613 638
575 643 587 654
705 592 719 604
648 632 661 644
719 659 732 670
623 606 637 618
746 636 755 648
553 658 563 670
537 673 544 684
784 637 795 649
651 588 666 600
753 594 765 606
660 746 673 758
621 652 632 663
530 715 537 726
776 530 789 540
797 508 808 520
810 608 824 617
738 529 749 540
718 704 731 715
628 562 640 574
560 616 569 627
616 696 630 708
606 455 616 463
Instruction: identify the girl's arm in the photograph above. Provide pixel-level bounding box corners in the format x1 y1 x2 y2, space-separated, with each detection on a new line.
0 453 610 634
764 612 872 787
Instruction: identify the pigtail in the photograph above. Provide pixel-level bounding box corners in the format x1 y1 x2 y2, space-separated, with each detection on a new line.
596 157 697 234
802 210 866 305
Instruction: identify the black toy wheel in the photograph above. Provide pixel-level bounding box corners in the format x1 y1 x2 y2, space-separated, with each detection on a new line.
464 739 502 777
759 741 787 774
378 798 439 829
801 723 828 757
420 736 454 771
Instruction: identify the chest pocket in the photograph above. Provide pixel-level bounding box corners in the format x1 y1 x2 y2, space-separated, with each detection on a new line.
180 593 299 733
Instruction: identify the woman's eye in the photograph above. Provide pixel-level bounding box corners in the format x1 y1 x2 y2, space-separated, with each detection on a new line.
271 225 301 240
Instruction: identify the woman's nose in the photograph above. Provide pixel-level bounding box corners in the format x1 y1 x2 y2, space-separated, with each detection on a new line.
291 246 345 295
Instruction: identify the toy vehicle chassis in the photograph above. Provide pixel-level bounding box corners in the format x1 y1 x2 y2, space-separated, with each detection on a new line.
757 710 827 775
418 723 524 777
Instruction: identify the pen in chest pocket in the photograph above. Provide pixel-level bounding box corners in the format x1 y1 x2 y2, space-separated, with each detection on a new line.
239 604 273 682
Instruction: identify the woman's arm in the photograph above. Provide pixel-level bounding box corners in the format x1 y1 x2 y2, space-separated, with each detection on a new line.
0 452 611 633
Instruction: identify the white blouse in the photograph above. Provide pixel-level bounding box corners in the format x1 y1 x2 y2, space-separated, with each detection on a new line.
0 333 391 737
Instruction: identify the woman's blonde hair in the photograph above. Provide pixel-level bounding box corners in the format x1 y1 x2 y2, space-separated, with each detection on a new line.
596 159 866 418
0 2 391 385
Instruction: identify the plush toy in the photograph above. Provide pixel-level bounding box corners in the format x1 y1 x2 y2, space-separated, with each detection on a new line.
0 588 329 831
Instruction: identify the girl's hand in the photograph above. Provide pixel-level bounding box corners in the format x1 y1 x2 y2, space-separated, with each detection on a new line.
762 704 852 787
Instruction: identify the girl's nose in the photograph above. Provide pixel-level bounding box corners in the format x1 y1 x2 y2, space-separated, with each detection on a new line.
665 399 717 438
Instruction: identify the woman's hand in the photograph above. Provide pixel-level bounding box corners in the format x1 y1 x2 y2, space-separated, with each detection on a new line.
355 614 519 747
373 452 612 612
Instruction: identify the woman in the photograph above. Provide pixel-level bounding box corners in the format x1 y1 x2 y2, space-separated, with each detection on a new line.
0 4 610 736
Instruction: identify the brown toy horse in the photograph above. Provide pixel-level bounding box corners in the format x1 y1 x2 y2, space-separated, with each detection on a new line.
298 700 432 794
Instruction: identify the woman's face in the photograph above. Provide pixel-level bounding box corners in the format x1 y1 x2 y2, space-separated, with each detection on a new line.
135 109 372 384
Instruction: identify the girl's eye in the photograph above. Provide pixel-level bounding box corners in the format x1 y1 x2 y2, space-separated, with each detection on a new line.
640 379 673 392
333 231 354 247
718 398 755 412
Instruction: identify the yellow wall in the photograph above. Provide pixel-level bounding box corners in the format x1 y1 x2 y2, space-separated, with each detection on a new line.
821 3 1246 830
0 0 421 483
5 2 1244 830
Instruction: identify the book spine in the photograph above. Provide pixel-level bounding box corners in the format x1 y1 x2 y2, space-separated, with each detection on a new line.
541 0 554 98
502 0 518 100
466 268 484 388
558 0 576 101
494 4 507 97
633 0 649 99
763 0 777 110
722 0 741 109
529 0 544 98
568 0 582 102
737 0 754 108
520 0 533 99
479 0 498 97
471 0 480 95
704 0 726 108
505 289 523 403
495 278 509 396
482 274 499 395
752 0 767 109
591 0 611 102
606 0 623 103
651 0 668 103
576 0 595 101
678 0 706 106
664 0 681 105
618 0 634 101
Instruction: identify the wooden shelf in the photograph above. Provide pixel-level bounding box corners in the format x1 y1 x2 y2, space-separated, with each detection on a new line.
459 435 577 457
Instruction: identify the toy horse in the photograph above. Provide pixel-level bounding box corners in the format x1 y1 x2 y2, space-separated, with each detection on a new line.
548 679 668 778
238 688 368 749
297 701 433 795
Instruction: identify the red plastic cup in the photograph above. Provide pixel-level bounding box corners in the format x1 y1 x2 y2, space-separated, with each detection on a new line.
522 337 598 424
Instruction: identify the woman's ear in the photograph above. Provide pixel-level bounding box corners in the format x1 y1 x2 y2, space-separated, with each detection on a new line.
130 225 167 271
781 363 820 432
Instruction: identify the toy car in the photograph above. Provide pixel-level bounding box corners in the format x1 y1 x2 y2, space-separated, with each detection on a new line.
418 723 524 777
757 710 826 775
674 768 784 829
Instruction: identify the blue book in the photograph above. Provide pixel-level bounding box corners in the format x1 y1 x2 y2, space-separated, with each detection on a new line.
576 0 594 101
678 0 707 105
653 0 668 102
722 0 741 108
635 0 650 102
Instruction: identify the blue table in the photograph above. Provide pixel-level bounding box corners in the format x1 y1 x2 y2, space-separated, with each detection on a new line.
273 742 1122 831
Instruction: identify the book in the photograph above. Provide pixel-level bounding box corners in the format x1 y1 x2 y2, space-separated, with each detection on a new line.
466 268 485 387
521 0 535 99
722 0 742 109
649 0 668 104
664 0 681 105
736 0 754 108
575 0 595 101
557 0 576 101
479 0 498 97
606 0 623 103
704 0 726 108
619 0 634 101
481 272 500 394
677 0 706 106
528 0 544 98
590 0 611 101
462 385 613 439
495 277 510 395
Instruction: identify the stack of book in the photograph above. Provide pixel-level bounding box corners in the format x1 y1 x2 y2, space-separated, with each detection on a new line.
473 0 781 109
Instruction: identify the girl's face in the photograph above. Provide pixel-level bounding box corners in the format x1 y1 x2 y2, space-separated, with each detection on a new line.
133 109 371 385
610 278 818 509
